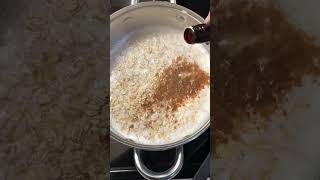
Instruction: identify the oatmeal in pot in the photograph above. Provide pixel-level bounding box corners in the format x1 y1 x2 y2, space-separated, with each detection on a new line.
110 31 210 145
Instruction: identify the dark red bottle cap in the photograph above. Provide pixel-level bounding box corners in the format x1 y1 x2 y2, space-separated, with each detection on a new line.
184 24 210 44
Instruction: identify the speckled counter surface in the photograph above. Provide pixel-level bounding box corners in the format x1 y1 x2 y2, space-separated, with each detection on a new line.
0 0 109 179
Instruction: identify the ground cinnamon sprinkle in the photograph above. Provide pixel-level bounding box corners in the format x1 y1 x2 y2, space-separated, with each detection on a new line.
143 56 210 113
212 0 320 146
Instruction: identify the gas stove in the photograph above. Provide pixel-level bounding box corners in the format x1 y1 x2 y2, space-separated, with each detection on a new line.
110 0 210 179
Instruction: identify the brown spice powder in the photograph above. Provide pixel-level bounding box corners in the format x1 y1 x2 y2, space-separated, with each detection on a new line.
142 56 210 113
212 0 320 146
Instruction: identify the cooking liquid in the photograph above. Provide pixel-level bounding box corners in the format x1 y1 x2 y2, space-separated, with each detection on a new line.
110 30 210 145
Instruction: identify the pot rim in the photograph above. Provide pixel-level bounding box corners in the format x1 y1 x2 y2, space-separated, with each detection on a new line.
110 1 210 151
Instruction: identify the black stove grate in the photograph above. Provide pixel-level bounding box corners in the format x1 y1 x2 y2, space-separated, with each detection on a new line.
110 129 210 179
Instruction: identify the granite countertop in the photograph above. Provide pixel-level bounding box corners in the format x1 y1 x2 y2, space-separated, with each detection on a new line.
0 0 109 179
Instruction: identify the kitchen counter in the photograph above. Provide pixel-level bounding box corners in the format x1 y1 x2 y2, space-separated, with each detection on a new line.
0 0 109 179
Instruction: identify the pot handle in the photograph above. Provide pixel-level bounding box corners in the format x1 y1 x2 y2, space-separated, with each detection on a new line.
132 0 177 5
134 146 184 180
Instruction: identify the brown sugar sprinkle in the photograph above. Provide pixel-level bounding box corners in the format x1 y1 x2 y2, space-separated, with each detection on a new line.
142 56 210 113
212 0 320 146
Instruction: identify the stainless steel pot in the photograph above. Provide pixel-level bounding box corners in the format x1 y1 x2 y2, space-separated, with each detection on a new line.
110 0 210 179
